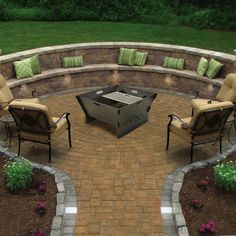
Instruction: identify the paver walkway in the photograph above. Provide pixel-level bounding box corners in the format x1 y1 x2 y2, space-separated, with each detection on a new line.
7 89 225 236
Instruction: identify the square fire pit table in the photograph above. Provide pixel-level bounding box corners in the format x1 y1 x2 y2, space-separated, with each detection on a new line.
76 85 157 138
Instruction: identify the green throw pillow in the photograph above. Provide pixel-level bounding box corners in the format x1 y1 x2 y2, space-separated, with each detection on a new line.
163 56 185 70
205 58 223 79
118 48 137 66
14 58 33 79
134 51 148 66
30 55 41 74
63 56 84 68
196 57 208 77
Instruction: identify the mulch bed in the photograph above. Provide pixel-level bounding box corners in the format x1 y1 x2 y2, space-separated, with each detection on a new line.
0 155 57 236
180 152 236 236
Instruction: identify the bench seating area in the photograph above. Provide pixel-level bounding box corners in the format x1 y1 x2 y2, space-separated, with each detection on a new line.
0 42 235 99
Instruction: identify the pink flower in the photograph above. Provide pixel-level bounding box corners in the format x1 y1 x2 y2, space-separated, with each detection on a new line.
37 202 46 209
37 229 44 236
38 182 47 192
197 179 209 191
199 221 216 234
190 198 203 209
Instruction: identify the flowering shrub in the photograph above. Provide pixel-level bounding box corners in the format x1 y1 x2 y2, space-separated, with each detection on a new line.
190 198 203 210
29 229 44 236
38 181 47 193
3 157 32 192
197 179 209 192
36 202 47 216
199 221 216 234
214 160 236 192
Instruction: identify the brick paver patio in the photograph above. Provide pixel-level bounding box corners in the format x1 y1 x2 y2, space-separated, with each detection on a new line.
6 89 225 236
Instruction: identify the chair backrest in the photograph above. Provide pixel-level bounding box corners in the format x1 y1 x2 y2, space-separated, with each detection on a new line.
216 73 236 103
0 74 14 110
189 101 233 135
9 101 56 135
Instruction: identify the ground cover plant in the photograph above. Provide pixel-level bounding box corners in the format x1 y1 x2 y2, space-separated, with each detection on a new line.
0 21 236 55
180 153 236 235
0 155 57 236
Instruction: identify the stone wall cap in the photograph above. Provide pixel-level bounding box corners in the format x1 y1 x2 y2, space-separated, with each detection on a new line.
0 42 234 64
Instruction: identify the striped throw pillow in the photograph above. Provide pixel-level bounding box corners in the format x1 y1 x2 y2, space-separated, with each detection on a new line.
163 57 185 70
196 57 208 77
134 51 148 66
30 55 41 74
14 58 33 79
205 58 223 79
63 56 84 68
118 48 137 66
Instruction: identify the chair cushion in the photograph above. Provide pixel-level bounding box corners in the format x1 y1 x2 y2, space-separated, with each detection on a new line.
170 117 224 143
14 58 33 79
216 73 236 103
163 56 185 70
19 116 67 143
30 55 41 74
9 100 55 127
196 57 208 77
189 101 233 129
63 55 84 68
118 48 137 66
134 51 148 66
0 74 14 109
205 58 223 79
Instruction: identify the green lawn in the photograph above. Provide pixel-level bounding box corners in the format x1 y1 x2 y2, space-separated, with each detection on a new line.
0 21 235 55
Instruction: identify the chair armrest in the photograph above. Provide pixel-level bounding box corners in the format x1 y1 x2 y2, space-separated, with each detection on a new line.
168 114 189 129
54 112 70 125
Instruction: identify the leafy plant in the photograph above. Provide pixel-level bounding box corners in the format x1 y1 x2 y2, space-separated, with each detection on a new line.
199 220 216 234
214 160 236 192
3 157 33 192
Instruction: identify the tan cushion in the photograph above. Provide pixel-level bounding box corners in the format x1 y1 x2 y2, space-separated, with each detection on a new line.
9 100 55 127
14 98 39 103
0 74 14 109
20 116 67 143
216 73 236 103
170 117 222 143
191 99 219 112
189 101 233 129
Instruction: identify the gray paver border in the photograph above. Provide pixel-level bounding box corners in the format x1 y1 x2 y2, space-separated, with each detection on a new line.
0 145 77 236
161 145 236 236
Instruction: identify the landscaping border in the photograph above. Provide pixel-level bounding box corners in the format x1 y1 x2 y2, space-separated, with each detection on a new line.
161 145 236 236
0 145 77 236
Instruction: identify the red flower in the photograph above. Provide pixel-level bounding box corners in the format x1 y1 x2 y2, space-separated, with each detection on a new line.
36 201 47 216
197 179 209 191
37 202 46 209
37 229 44 236
190 198 203 209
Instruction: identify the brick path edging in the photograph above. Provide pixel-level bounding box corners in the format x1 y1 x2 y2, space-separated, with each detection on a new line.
0 145 77 236
161 145 236 236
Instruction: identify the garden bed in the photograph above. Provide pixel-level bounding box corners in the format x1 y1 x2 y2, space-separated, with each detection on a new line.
0 155 57 236
180 153 236 236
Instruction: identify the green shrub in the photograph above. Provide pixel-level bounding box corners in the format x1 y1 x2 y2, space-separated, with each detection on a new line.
3 157 33 192
0 0 10 20
214 160 236 192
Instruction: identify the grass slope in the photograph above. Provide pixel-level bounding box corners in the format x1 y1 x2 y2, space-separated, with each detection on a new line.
0 21 235 54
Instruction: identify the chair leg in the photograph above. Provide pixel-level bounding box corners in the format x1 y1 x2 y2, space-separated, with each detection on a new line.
48 142 52 163
68 127 72 148
18 138 21 156
166 127 170 150
220 137 222 154
190 143 194 163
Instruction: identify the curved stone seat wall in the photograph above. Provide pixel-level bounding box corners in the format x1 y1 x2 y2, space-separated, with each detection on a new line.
0 42 235 99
